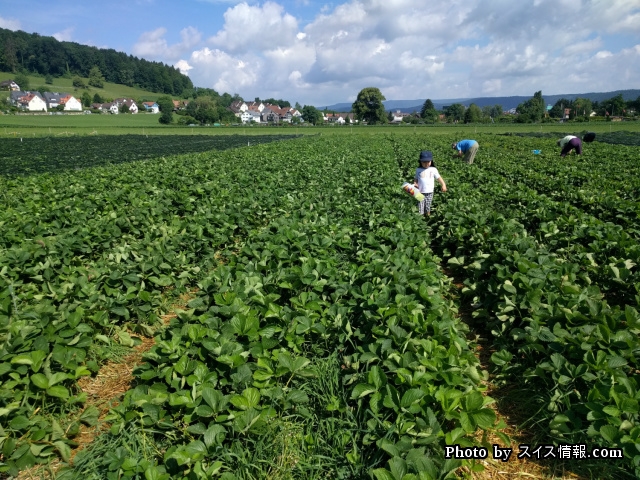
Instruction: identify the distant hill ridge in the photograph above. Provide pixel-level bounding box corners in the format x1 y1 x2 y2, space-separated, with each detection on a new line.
0 28 193 96
319 89 640 113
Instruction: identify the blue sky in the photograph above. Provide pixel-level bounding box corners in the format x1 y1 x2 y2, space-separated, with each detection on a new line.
1 0 639 106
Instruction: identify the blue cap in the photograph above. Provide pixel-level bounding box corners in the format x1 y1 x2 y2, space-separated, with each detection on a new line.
419 151 433 161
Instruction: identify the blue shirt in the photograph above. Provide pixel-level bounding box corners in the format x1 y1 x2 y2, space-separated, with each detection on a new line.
456 140 477 153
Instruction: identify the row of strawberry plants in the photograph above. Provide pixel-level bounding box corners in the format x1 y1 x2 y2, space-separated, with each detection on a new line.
390 134 639 308
0 135 300 176
0 140 314 474
391 136 639 477
481 135 640 232
62 135 494 479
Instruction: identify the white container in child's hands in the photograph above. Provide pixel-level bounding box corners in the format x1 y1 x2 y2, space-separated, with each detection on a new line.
402 182 425 201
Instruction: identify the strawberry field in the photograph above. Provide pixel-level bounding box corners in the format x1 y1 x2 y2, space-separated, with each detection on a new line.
1 131 639 479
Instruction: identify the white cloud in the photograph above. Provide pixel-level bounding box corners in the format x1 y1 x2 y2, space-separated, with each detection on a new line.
209 2 299 53
0 16 21 31
171 0 640 105
175 59 193 74
188 47 260 94
563 37 603 56
582 0 640 34
482 79 502 95
595 50 613 59
53 27 74 42
133 26 202 60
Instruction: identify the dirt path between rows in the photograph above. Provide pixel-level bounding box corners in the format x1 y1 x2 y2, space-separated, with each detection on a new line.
16 291 196 480
443 267 585 480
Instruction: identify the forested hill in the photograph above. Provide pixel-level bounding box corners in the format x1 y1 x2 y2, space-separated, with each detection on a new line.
0 28 193 96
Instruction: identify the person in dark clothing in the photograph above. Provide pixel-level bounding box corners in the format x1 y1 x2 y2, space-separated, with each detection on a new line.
557 135 582 157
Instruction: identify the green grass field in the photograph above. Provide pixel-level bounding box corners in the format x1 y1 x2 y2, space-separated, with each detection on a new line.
0 111 638 138
0 71 166 103
2 71 638 137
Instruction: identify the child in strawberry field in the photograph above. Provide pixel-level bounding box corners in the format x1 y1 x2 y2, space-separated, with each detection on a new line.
413 150 447 217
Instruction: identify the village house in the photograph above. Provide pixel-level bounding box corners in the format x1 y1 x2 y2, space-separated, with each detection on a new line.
228 100 248 115
142 101 159 113
114 98 139 113
172 100 188 111
325 113 354 124
227 100 301 124
262 104 302 123
0 79 20 91
239 111 253 123
42 92 82 112
91 102 119 114
9 91 47 112
262 104 285 123
246 101 265 112
248 110 262 123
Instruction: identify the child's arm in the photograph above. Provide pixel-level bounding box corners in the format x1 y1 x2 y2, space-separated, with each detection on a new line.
438 177 447 192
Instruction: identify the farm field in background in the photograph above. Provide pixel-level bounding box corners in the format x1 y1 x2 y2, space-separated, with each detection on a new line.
0 135 302 176
0 112 639 138
1 131 639 479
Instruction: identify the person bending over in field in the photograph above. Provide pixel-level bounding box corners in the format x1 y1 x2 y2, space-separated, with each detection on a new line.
452 139 479 164
557 135 582 157
414 151 447 217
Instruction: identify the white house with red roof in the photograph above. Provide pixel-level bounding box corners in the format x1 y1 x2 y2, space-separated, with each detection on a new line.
9 91 47 112
61 94 82 111
43 92 82 111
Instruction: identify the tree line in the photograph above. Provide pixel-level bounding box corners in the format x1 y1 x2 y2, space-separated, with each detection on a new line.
0 28 193 96
344 88 640 125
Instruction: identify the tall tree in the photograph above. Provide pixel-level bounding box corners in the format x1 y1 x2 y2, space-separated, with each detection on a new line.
157 95 174 124
549 98 572 118
186 96 218 124
444 103 465 123
352 87 387 124
516 91 545 122
601 94 625 116
2 36 19 72
572 97 592 118
14 72 29 91
81 91 92 108
88 66 105 88
301 105 322 125
420 99 438 123
464 103 482 123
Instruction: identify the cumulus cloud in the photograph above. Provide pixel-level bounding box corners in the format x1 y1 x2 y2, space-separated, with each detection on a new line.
563 37 603 56
209 2 299 53
175 59 193 74
133 26 202 60
177 0 640 105
0 16 21 31
188 47 260 94
53 27 74 42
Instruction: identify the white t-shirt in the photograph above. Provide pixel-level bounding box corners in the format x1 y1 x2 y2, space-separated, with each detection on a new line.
559 135 577 147
414 167 441 193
